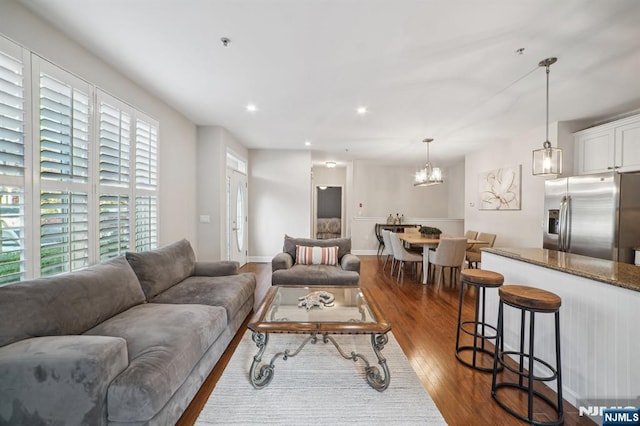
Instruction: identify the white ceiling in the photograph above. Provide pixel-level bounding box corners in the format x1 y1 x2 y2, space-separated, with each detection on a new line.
19 0 640 167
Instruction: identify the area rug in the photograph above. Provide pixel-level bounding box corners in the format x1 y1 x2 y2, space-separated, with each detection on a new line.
196 331 446 425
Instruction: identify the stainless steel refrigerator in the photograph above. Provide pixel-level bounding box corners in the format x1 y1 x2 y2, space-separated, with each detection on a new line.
543 171 640 264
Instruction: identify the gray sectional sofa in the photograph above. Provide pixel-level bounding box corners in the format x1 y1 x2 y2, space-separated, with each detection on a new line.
271 235 360 285
0 239 256 425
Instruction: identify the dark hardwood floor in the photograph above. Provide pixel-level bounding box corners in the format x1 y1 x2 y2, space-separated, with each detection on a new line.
177 256 594 425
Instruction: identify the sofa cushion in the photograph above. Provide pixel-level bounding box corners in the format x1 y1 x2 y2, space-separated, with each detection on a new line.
295 245 339 265
84 303 227 423
149 273 256 322
126 239 196 300
272 264 360 285
0 256 145 348
0 335 128 426
283 235 351 262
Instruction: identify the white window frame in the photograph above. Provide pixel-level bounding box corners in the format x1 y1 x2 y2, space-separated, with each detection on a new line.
0 35 160 284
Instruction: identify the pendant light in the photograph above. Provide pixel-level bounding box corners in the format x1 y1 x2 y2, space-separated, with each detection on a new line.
414 138 444 186
532 57 562 176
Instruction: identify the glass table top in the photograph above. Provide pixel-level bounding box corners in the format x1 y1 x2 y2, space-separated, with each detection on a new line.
249 285 391 334
263 286 376 324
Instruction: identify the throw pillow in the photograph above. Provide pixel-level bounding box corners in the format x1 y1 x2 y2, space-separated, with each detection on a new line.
295 245 339 266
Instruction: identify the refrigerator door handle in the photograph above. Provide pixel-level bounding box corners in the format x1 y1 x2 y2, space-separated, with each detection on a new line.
564 195 572 251
559 196 567 251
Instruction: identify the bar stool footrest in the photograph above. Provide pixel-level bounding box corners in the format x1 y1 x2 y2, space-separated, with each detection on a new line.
497 351 558 382
459 320 498 340
455 346 503 372
492 382 564 426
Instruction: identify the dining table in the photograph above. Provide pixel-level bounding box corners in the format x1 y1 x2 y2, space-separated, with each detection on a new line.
396 233 488 284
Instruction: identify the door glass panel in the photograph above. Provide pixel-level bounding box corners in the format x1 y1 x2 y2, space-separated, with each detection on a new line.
236 185 244 251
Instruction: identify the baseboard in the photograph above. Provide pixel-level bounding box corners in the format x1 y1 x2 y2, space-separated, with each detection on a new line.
247 256 271 263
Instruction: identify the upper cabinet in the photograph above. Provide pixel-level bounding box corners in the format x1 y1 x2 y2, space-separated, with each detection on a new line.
575 113 640 175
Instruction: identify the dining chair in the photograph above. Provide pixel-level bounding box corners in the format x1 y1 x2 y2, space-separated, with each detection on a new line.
381 229 395 275
389 232 422 282
465 230 478 240
466 232 497 269
465 229 479 250
428 237 467 287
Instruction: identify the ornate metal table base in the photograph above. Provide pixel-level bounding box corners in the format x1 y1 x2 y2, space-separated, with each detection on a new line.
249 332 390 392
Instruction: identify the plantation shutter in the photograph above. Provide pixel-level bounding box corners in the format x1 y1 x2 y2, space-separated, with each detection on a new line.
40 191 89 276
0 50 25 176
135 118 157 189
98 92 132 260
99 194 129 261
0 38 26 285
135 195 157 251
134 114 158 251
39 73 90 182
37 58 92 275
99 100 130 185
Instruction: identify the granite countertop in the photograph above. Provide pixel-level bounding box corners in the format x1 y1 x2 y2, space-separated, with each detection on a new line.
482 247 640 293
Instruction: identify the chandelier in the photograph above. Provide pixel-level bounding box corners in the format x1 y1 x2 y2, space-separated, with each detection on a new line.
414 138 443 186
532 57 562 176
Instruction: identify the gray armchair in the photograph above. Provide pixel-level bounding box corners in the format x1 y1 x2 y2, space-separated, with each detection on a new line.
271 235 360 285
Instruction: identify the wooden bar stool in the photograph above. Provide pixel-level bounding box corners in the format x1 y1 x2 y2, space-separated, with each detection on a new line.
456 269 504 372
491 285 563 426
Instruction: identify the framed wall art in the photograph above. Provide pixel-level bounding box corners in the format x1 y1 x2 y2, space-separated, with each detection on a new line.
478 165 521 210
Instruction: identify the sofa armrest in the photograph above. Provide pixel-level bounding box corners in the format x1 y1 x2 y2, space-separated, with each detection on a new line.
0 335 128 425
272 253 293 272
194 261 239 277
341 254 361 273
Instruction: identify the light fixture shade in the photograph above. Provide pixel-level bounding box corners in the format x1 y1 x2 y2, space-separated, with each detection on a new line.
325 161 336 168
532 141 563 175
533 57 562 176
414 138 444 186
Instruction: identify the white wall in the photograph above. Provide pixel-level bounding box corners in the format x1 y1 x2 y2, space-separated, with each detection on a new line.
196 126 248 260
464 121 583 248
349 160 465 252
447 160 466 218
248 150 311 261
0 0 198 248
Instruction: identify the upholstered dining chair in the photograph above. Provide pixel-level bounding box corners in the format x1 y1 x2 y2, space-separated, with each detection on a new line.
389 232 423 282
428 237 467 287
466 232 497 269
381 229 395 275
465 229 479 250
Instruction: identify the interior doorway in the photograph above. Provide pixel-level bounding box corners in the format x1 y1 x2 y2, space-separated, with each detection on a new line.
226 152 248 266
314 186 343 239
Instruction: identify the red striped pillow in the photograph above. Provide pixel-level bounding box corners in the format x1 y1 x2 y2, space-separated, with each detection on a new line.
295 245 339 266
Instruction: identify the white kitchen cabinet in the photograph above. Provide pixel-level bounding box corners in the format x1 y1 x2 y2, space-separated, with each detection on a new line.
574 113 640 174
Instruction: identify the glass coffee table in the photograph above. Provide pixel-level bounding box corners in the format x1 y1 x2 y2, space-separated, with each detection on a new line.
248 285 392 391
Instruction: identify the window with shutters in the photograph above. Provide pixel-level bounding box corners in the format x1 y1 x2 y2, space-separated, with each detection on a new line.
0 38 27 285
0 37 161 283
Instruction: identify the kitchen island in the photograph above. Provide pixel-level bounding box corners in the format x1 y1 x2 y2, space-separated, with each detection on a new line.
480 247 640 413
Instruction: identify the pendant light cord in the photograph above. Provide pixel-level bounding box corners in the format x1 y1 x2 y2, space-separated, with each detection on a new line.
545 64 550 144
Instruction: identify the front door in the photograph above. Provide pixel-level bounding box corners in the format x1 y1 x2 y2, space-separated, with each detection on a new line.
227 169 248 266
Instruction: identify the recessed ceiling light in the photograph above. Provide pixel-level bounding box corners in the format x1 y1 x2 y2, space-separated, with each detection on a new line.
326 161 336 168
304 141 311 146
356 106 368 115
246 103 257 112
